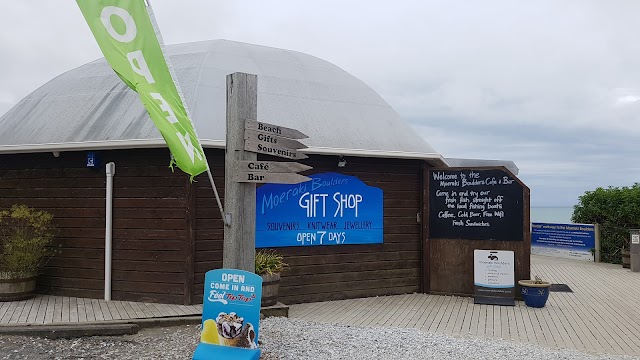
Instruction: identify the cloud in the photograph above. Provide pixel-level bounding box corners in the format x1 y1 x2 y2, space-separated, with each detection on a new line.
2 0 640 207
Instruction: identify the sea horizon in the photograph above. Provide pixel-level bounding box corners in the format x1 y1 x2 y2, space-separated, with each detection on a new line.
530 206 574 224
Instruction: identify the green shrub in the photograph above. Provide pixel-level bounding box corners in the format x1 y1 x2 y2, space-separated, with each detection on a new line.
572 184 640 264
255 250 288 276
0 205 56 276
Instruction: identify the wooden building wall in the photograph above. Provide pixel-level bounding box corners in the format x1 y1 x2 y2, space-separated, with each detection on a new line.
1 149 427 305
0 149 190 304
192 151 225 302
195 153 426 304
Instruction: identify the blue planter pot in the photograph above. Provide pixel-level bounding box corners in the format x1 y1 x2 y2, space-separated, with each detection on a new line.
518 280 550 308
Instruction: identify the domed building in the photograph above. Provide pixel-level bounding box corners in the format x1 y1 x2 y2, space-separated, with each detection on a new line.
0 40 527 305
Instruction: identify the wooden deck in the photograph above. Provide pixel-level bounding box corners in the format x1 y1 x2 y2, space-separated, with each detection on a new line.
0 296 201 325
290 255 640 356
1 255 639 357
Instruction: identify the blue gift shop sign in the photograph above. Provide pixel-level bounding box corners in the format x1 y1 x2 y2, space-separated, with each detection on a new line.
256 172 383 247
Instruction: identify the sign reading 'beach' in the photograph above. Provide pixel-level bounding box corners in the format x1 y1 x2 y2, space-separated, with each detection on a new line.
256 172 383 247
429 168 524 241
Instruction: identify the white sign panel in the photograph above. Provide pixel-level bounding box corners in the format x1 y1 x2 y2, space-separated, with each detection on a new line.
632 234 640 245
474 250 514 290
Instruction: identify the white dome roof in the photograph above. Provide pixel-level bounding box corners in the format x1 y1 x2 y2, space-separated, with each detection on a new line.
0 39 443 162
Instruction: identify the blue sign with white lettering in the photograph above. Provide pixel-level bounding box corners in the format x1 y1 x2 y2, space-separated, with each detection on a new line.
193 269 262 359
86 152 96 167
256 172 383 247
531 223 596 261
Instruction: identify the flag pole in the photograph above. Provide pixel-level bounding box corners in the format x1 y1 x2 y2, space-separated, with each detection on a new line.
206 166 227 226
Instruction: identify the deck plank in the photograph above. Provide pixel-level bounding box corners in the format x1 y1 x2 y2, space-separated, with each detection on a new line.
52 296 63 323
43 296 55 324
61 297 70 322
83 298 95 322
128 301 147 319
408 294 438 330
99 299 114 321
443 296 463 335
35 296 49 324
76 297 87 323
69 297 78 323
8 300 27 323
92 299 105 321
18 298 36 324
429 295 452 334
405 294 431 329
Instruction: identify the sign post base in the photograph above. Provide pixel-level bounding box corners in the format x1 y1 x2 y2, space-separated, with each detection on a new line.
473 296 515 306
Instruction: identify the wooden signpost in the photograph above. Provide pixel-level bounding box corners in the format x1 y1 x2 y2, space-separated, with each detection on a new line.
224 72 312 271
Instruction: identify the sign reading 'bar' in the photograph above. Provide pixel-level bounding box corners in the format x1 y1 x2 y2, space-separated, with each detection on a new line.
235 172 311 184
237 161 312 173
244 140 308 160
245 120 308 140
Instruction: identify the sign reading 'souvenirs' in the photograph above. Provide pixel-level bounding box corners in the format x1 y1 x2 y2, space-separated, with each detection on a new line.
429 168 524 241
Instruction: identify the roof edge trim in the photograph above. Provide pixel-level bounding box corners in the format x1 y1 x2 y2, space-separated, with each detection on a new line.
0 139 448 165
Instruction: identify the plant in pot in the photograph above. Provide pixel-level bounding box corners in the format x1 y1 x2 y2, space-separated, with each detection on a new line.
518 275 551 308
0 205 55 301
255 250 288 307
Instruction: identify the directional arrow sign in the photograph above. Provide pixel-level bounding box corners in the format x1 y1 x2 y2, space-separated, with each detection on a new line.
244 141 308 160
235 172 311 184
245 129 307 150
245 119 308 139
238 161 312 173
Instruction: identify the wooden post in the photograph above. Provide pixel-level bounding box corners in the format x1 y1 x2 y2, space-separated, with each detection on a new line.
224 72 258 272
594 223 601 263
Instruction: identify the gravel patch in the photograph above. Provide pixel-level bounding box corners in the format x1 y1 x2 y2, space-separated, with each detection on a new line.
0 325 199 360
260 318 639 360
1 318 638 360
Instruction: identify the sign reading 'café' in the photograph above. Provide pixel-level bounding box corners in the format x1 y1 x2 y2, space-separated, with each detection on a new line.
256 172 383 247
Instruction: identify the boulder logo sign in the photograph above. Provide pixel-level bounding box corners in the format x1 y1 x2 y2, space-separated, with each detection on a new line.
76 0 208 177
473 250 515 306
193 269 262 360
256 172 383 247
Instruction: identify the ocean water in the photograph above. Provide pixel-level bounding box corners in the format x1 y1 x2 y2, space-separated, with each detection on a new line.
530 206 574 224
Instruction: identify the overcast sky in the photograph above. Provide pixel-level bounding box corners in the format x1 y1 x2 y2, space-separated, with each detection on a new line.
2 1 640 207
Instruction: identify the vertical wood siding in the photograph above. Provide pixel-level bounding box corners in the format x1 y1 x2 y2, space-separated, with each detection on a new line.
1 149 427 305
195 153 425 304
0 149 190 304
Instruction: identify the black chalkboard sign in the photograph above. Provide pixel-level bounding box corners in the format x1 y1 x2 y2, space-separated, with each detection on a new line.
429 168 524 241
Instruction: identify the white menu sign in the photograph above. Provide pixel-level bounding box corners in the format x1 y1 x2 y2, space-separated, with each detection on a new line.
473 250 515 305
